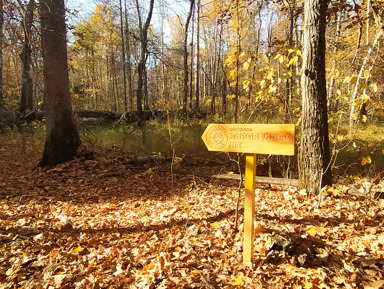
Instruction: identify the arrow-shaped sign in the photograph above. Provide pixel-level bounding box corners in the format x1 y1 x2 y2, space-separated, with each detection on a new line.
201 123 295 155
202 123 295 264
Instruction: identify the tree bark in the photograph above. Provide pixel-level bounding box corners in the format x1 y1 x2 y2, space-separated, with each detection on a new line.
183 0 195 115
124 0 133 111
134 0 154 121
195 0 200 111
119 0 127 112
299 0 332 193
39 0 81 167
19 0 35 114
0 0 4 109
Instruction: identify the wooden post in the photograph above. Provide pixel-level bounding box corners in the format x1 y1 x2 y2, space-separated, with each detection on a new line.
243 154 256 264
201 123 295 264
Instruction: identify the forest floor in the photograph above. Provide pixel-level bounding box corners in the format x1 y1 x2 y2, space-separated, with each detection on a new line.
0 142 384 288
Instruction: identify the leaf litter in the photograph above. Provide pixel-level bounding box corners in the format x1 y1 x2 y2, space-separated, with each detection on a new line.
0 147 383 288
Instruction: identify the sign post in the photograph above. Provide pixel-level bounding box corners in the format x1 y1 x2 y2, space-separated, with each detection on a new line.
201 124 295 264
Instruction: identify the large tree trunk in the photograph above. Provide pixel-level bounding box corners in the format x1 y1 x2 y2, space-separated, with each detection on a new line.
39 0 81 167
19 0 35 114
299 0 332 193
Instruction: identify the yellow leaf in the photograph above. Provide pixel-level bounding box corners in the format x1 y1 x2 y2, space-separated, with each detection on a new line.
243 61 250 70
145 200 151 205
73 246 82 253
288 56 298 66
174 246 182 252
122 233 130 238
306 227 327 236
309 268 319 275
268 85 277 93
366 156 372 164
362 94 370 102
38 100 43 106
306 227 317 236
279 55 284 63
371 82 378 92
362 115 367 123
146 167 154 174
302 280 313 288
361 157 367 166
210 221 221 229
228 277 243 286
343 76 353 83
382 149 384 154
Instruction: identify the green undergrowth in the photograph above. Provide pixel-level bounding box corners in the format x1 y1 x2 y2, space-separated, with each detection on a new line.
329 122 384 178
1 118 383 179
77 118 212 160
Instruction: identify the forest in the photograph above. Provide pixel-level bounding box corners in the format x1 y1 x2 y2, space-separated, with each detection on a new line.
0 0 384 288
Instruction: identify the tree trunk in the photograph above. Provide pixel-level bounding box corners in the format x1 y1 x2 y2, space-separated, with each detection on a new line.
0 0 3 109
39 0 81 167
135 0 154 121
119 0 127 112
189 4 194 110
124 0 133 111
299 0 332 193
328 11 341 110
183 0 195 115
19 0 35 114
349 29 383 133
195 0 200 111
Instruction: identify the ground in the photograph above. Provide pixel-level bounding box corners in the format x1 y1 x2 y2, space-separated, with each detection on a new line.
0 143 383 288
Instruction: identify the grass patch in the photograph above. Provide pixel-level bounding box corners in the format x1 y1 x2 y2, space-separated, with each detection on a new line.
1 118 383 179
78 118 212 160
329 121 384 178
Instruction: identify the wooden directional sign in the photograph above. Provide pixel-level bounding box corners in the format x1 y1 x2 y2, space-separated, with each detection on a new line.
202 123 295 264
201 123 295 156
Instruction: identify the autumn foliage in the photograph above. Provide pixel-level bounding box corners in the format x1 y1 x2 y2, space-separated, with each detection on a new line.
1 143 384 288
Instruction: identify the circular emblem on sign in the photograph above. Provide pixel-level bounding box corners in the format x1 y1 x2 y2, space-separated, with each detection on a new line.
206 125 228 150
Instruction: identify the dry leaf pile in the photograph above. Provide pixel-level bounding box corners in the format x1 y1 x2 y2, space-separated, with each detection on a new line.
0 146 384 288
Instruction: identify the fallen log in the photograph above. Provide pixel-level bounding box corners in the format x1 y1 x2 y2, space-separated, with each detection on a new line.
211 173 299 187
76 110 121 121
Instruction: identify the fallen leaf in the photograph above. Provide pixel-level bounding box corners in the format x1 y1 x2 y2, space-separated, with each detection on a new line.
228 277 243 286
210 221 221 229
